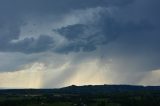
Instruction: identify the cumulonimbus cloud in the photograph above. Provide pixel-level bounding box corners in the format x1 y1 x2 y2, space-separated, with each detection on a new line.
0 0 160 87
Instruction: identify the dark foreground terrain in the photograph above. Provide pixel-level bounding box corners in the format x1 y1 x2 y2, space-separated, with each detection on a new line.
0 85 160 106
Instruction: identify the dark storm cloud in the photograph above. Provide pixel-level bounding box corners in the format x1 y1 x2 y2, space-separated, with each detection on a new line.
99 0 160 73
107 31 160 72
0 0 158 55
0 0 134 54
52 0 160 84
55 17 153 53
10 35 54 53
0 19 54 53
0 0 134 14
1 0 156 54
0 0 160 75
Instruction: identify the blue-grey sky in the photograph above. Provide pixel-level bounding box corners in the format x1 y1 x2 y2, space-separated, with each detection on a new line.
0 0 160 88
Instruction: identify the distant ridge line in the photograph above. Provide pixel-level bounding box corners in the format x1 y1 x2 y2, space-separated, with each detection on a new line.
0 84 160 95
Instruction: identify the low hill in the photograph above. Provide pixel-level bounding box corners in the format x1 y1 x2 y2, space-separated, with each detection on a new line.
0 85 160 95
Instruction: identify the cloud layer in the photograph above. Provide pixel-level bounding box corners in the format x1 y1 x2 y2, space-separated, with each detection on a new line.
0 0 160 88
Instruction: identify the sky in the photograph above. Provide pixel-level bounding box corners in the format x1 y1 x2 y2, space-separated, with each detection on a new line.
0 0 160 88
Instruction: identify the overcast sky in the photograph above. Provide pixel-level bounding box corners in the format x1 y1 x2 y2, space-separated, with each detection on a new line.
0 0 160 88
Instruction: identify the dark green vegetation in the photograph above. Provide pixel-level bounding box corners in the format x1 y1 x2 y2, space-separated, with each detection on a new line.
0 85 160 106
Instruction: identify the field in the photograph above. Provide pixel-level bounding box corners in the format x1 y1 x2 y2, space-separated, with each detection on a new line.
0 91 160 106
0 85 160 106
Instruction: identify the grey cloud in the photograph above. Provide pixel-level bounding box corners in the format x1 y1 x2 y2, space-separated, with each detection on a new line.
52 0 160 85
0 0 134 15
55 17 153 53
0 0 135 54
106 32 160 72
0 53 39 72
55 24 88 40
0 11 55 54
10 35 54 53
0 0 160 87
0 21 54 53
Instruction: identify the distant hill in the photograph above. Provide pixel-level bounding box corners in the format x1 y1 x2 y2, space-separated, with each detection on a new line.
0 85 160 95
58 85 160 94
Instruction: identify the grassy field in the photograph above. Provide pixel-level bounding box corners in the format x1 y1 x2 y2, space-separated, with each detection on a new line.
0 90 160 106
26 102 72 106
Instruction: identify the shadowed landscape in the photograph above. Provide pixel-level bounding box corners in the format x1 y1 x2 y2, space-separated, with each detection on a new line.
0 85 160 106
